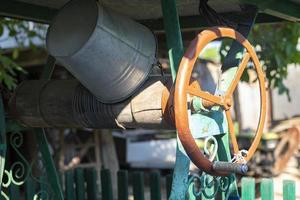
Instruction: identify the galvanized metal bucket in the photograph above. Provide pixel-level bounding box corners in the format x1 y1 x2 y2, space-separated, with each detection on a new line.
46 0 157 103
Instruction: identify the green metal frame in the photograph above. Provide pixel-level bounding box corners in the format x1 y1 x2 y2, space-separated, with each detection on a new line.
0 93 6 191
161 1 190 199
35 55 64 200
0 57 63 198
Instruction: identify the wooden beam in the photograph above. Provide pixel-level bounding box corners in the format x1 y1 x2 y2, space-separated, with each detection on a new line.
0 1 56 23
11 77 174 129
141 12 285 32
0 1 292 28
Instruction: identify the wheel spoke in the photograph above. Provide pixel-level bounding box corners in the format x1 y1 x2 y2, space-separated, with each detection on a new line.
225 110 239 154
187 85 224 106
226 53 250 96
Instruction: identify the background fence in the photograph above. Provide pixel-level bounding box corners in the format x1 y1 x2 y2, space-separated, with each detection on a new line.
3 168 297 200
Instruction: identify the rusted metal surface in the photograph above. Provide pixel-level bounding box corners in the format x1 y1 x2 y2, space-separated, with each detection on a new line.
10 76 174 129
174 27 266 175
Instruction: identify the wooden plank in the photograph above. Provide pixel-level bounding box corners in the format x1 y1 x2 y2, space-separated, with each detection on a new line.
133 172 145 200
101 169 113 200
283 180 295 200
85 168 98 200
150 171 161 200
75 168 85 200
117 170 128 200
241 177 255 200
260 178 273 200
65 170 76 200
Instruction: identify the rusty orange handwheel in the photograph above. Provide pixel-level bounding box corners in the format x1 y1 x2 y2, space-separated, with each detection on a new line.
174 27 266 175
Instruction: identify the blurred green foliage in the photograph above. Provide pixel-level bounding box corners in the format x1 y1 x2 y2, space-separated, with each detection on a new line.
221 22 300 99
249 22 300 100
0 18 45 90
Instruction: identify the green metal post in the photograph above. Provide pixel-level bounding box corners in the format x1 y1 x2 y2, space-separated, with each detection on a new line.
283 180 295 200
161 0 184 80
40 55 56 80
260 178 274 200
39 176 49 199
101 169 113 200
34 55 64 200
150 171 161 200
85 168 97 200
65 170 76 200
8 183 20 199
117 170 128 200
133 172 145 200
241 177 255 200
161 1 191 199
75 168 85 200
166 174 173 199
0 93 6 189
25 176 35 200
35 129 64 199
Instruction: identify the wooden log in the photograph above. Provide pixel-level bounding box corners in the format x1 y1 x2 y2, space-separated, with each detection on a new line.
10 76 174 129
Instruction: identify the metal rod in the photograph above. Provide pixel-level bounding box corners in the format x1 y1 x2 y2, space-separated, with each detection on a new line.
35 128 64 199
161 0 184 80
212 161 248 174
161 0 191 199
35 55 64 200
0 93 6 189
40 55 56 79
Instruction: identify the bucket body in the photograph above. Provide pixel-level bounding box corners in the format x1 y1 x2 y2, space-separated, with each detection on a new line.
46 0 157 103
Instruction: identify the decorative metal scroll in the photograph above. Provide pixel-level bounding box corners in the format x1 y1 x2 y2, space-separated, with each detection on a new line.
187 173 230 199
186 136 230 199
1 131 53 199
